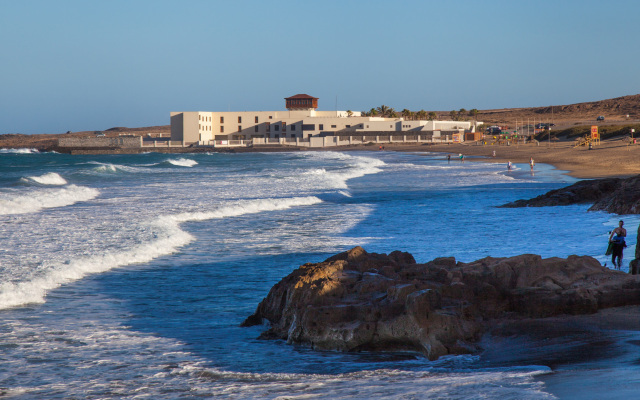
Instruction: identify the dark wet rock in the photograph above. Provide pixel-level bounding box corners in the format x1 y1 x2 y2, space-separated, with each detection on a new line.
500 175 640 215
243 247 640 360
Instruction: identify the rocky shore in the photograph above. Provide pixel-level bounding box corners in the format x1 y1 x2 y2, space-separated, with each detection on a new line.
243 246 640 360
500 174 640 214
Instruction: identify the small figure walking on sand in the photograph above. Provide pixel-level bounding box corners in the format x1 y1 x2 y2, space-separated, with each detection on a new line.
492 150 496 158
459 153 464 163
447 154 451 164
507 161 512 171
529 157 535 171
609 220 627 270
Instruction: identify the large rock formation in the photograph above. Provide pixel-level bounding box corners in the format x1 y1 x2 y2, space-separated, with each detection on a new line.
500 175 640 214
242 247 640 360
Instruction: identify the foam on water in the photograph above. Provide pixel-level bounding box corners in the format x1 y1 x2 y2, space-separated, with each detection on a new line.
24 172 68 185
0 185 100 215
166 158 198 167
86 161 150 174
0 148 39 154
0 196 322 309
183 366 555 399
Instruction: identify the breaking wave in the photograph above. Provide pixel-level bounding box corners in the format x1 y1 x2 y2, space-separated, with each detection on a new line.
24 172 68 186
0 185 100 215
0 196 322 309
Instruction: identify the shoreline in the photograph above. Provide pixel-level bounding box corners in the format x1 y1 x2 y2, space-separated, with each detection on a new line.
4 136 640 179
383 140 640 179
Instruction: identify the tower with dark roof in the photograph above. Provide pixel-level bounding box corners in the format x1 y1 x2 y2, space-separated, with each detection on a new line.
285 94 318 110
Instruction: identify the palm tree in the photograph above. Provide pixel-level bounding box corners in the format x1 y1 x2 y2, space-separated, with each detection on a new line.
401 109 412 120
450 110 458 121
377 105 390 117
470 109 478 119
428 112 437 120
388 109 398 118
417 110 427 120
346 110 353 117
369 108 378 117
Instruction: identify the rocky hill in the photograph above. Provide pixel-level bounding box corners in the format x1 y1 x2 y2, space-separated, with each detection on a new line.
473 94 640 125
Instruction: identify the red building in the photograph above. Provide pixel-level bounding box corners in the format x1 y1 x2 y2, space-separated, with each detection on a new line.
285 94 318 110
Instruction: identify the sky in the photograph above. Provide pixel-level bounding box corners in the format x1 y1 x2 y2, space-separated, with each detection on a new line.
1 0 639 135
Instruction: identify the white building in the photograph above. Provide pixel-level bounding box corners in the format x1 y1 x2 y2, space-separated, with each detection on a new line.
170 94 478 144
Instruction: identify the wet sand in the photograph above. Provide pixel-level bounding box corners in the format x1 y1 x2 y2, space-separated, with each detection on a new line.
479 306 640 399
368 138 640 179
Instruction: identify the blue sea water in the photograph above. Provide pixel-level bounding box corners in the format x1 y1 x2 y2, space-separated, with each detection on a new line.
0 148 638 399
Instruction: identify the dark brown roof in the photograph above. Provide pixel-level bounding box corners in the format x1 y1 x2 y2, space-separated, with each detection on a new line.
285 94 318 100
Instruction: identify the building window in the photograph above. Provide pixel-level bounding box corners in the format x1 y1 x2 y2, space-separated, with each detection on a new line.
319 124 324 130
220 116 224 123
366 125 369 128
331 125 337 128
220 126 224 133
238 116 242 123
282 122 286 132
269 116 273 119
266 122 270 132
275 125 280 131
255 125 259 132
291 125 296 131
238 126 242 132
346 125 351 128
255 116 259 123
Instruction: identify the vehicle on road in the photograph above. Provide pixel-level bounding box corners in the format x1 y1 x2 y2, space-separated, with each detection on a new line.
597 116 605 121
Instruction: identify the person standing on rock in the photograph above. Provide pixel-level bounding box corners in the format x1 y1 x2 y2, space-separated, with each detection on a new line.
609 220 627 270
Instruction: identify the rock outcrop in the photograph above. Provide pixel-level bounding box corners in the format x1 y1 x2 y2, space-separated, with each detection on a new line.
500 175 640 214
242 247 640 360
501 175 640 214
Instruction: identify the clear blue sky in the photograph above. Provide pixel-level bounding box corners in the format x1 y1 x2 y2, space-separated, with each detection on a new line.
2 0 639 134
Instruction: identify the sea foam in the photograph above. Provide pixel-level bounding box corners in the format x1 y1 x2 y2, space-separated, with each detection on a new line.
166 158 198 167
25 172 68 186
0 196 322 309
0 185 100 215
0 148 39 154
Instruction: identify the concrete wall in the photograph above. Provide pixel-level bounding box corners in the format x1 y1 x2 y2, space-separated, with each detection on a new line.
58 137 143 148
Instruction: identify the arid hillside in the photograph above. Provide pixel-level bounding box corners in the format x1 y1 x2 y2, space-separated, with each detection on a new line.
471 94 640 127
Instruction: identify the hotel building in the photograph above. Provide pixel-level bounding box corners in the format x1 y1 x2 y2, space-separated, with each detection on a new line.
171 94 478 144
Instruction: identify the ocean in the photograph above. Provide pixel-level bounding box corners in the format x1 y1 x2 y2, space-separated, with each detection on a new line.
0 148 638 399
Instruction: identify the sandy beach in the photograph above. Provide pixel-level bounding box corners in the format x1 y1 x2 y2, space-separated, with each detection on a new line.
373 138 640 179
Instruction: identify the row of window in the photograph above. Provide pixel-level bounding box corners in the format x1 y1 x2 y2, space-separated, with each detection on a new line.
211 121 368 133
219 116 273 123
199 115 211 122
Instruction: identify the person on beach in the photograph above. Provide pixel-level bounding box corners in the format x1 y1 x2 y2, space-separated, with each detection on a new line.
529 157 535 171
492 150 496 157
447 154 451 164
609 220 627 270
507 161 512 171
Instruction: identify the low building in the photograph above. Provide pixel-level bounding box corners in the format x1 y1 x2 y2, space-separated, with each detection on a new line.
170 95 480 144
